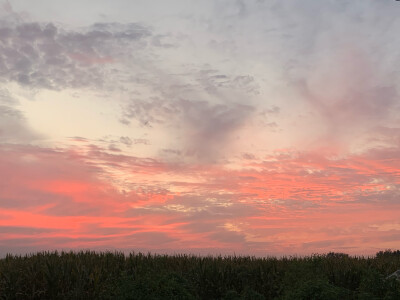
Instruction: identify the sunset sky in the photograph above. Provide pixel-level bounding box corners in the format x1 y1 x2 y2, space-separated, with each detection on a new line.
1 0 400 256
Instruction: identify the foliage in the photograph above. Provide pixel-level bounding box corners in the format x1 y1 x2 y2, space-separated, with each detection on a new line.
0 250 399 299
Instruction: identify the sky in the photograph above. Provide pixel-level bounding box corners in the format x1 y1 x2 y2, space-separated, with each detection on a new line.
0 0 400 256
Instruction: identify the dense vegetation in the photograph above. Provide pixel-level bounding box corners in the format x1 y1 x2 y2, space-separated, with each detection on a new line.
0 250 400 299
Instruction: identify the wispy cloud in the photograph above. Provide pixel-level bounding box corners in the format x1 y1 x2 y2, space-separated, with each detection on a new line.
1 141 400 255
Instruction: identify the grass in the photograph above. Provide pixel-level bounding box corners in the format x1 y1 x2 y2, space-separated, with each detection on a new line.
0 250 399 299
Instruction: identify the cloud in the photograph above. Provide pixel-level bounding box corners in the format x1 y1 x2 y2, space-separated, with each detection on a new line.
209 229 246 244
125 231 178 246
0 225 58 234
196 70 259 96
123 98 254 162
1 4 265 164
1 140 400 255
266 0 400 152
0 17 151 90
1 0 400 256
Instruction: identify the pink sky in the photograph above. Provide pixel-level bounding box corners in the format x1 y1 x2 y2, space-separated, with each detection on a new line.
0 0 400 256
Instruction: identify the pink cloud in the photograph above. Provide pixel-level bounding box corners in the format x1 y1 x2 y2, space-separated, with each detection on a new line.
2 141 400 256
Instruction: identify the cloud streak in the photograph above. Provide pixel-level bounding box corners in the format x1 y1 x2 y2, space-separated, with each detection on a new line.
1 140 400 255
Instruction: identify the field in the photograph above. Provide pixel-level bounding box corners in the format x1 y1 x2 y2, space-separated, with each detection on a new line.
1 250 400 299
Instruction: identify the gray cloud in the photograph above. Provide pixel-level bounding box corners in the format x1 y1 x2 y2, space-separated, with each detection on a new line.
0 226 57 234
0 18 151 90
0 6 266 163
125 231 178 245
124 98 254 162
196 70 259 96
209 229 246 244
268 1 400 149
